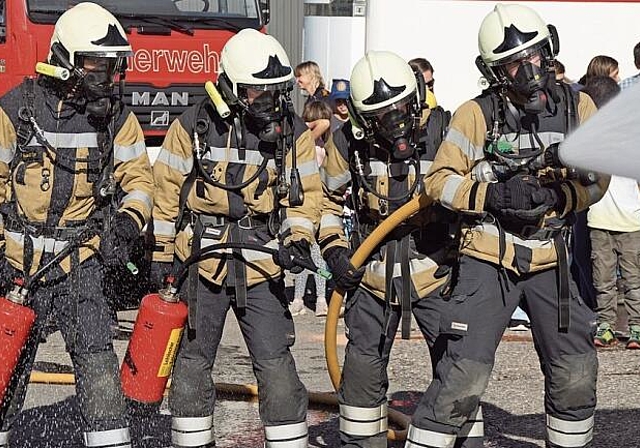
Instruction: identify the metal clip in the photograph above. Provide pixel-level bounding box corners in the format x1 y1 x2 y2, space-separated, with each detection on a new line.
40 167 51 191
378 199 388 216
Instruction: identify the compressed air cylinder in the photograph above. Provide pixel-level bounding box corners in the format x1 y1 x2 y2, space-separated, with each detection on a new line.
120 292 188 403
0 295 36 406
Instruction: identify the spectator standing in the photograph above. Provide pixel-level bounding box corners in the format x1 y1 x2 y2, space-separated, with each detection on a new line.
328 78 350 132
409 57 435 92
294 61 332 106
619 41 640 89
289 100 333 317
586 76 640 349
576 55 620 89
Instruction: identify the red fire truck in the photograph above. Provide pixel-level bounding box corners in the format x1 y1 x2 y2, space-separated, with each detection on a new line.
0 0 270 143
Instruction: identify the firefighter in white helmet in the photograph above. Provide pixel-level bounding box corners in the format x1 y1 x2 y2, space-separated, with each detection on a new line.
0 3 153 448
318 50 470 448
150 28 323 448
419 4 608 447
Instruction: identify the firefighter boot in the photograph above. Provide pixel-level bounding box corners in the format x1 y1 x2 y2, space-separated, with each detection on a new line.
0 430 9 448
83 427 131 448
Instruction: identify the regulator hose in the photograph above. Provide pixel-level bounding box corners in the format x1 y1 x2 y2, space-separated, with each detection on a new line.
324 193 431 441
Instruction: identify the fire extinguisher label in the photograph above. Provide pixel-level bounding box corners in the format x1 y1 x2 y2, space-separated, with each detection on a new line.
158 328 184 377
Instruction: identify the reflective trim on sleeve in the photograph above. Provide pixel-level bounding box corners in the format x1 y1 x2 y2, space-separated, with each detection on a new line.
153 219 176 237
28 131 98 148
405 424 456 448
280 217 316 234
320 214 344 229
171 415 214 447
115 141 146 162
445 128 484 161
473 223 555 248
440 174 465 209
83 427 131 448
241 238 278 262
420 160 433 174
122 189 153 212
155 147 194 174
322 170 351 191
339 404 388 437
0 145 15 164
546 414 594 448
286 159 319 178
264 421 308 448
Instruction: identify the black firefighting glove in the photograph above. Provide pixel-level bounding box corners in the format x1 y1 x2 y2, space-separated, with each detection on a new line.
273 239 311 274
101 212 140 270
324 246 365 292
484 175 552 225
148 261 175 293
533 183 568 216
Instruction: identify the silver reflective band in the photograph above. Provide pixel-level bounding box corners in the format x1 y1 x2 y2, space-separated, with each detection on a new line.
153 219 176 237
339 404 388 437
122 189 153 213
286 160 319 178
280 217 316 234
171 415 214 447
264 421 308 448
0 430 8 445
83 427 131 447
156 147 194 174
546 414 594 448
6 230 70 253
440 174 465 209
0 145 15 164
405 424 456 448
446 127 484 161
458 405 484 439
27 131 98 148
114 141 146 162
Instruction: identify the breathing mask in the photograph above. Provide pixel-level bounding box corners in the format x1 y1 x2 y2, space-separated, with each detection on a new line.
77 56 123 120
239 85 287 142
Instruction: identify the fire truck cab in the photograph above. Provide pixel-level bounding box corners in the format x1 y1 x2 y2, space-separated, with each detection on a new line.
0 0 270 143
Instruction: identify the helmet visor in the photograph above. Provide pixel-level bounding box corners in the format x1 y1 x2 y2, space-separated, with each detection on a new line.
360 93 415 143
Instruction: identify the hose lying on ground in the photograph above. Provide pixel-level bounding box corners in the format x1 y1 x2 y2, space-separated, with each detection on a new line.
324 194 431 441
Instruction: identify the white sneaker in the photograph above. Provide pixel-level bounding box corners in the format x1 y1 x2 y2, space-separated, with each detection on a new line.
289 299 306 316
315 301 328 317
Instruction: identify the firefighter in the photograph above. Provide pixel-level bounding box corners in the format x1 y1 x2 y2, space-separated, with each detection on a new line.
417 4 608 448
319 51 483 448
150 29 322 448
0 3 153 448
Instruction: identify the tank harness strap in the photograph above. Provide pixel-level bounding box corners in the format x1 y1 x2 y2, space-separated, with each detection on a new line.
383 240 395 338
227 223 248 311
554 232 570 332
399 234 412 340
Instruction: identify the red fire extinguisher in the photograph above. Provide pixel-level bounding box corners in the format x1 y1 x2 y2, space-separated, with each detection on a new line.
121 277 188 404
0 280 36 407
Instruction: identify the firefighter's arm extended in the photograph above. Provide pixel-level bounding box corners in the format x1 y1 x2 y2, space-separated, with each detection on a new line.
424 100 490 214
280 128 323 246
553 92 610 216
0 107 17 250
318 128 351 256
151 117 194 262
113 112 154 231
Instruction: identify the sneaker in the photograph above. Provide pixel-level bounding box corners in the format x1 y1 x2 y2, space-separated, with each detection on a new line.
289 299 306 316
315 301 328 317
626 325 640 349
594 323 617 347
508 319 530 331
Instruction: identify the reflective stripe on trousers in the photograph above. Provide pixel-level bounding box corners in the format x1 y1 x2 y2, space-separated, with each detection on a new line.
458 405 484 442
264 421 308 448
404 425 456 448
171 416 214 447
83 427 131 448
547 414 594 447
339 404 388 437
0 431 8 448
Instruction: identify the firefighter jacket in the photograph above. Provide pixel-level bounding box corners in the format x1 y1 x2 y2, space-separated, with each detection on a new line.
0 78 154 276
151 102 323 287
319 108 455 302
424 88 609 274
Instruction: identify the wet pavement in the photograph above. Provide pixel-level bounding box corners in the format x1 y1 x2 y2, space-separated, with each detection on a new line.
13 299 640 447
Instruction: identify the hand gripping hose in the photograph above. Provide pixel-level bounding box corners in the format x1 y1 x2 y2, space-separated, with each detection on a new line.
324 193 432 441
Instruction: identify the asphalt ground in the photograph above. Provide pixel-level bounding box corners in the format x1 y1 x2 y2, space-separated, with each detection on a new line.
10 297 640 448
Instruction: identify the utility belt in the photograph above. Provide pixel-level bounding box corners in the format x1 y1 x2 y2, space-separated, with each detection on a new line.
184 210 272 329
4 213 102 243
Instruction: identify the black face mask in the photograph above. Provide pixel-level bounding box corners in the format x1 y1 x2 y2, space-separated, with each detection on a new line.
509 61 550 114
79 58 119 120
244 90 284 143
369 107 415 159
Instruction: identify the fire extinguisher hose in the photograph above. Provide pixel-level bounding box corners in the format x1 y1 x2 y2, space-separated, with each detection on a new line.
324 194 431 441
28 196 429 440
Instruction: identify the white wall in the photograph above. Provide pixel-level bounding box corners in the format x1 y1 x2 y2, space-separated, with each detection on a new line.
303 16 366 86
308 0 640 112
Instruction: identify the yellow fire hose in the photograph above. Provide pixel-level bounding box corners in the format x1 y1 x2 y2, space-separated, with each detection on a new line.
28 194 430 441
